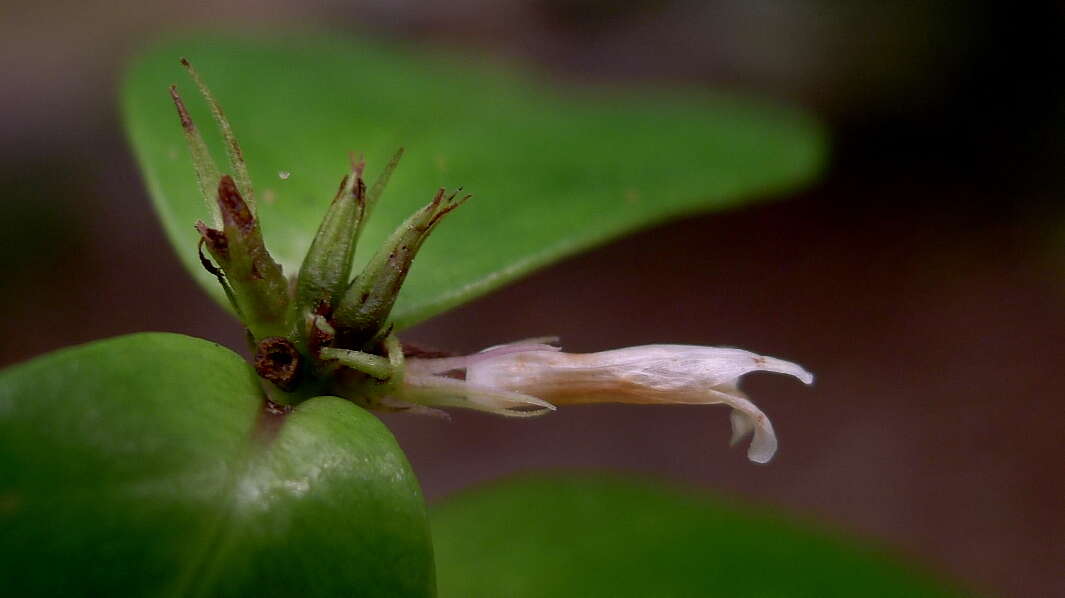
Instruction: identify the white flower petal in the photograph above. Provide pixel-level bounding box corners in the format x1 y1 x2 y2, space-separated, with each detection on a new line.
479 336 561 351
400 374 557 418
750 354 814 386
623 345 813 388
708 389 777 464
406 342 559 376
729 409 754 446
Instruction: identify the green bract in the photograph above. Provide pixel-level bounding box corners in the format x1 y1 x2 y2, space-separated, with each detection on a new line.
0 334 434 596
122 34 825 329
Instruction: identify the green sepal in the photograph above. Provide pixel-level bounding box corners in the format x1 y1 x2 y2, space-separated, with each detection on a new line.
295 148 405 324
180 57 256 209
295 163 366 317
169 84 221 223
200 176 292 340
333 188 468 346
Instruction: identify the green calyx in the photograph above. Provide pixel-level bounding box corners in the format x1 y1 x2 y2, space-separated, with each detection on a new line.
172 60 463 407
332 186 469 346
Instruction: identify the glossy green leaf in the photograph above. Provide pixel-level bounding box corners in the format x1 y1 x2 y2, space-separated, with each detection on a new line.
0 333 433 597
431 475 965 598
122 34 824 328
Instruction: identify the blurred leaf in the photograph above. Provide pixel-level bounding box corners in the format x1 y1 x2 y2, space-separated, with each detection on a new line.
431 474 965 598
0 333 433 596
122 34 824 327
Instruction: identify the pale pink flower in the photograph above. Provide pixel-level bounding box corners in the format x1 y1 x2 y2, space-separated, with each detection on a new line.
393 341 813 463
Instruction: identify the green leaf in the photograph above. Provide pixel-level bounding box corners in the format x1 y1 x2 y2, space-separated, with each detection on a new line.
0 333 434 597
431 475 965 598
122 34 825 328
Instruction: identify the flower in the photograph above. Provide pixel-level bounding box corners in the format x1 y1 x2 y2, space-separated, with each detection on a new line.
393 341 813 463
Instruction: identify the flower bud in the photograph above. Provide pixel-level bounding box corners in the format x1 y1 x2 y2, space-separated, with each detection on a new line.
332 187 469 346
296 161 367 316
295 149 405 320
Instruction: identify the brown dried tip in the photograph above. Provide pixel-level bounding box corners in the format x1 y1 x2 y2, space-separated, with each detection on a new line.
254 337 302 392
427 187 471 228
195 220 229 260
218 175 255 233
169 85 194 130
356 177 367 201
350 152 366 178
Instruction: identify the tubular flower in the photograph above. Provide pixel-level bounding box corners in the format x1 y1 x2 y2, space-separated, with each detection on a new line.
396 342 813 463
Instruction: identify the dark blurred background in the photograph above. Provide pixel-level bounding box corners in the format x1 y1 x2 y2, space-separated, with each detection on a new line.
3 2 1064 596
